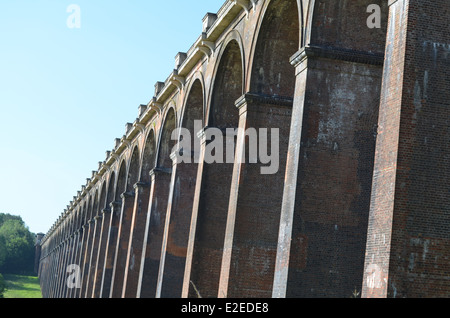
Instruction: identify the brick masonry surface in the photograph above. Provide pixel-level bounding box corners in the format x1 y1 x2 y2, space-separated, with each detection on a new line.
37 0 449 298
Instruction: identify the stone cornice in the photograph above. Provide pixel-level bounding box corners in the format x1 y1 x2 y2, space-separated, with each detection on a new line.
235 93 294 110
291 45 385 67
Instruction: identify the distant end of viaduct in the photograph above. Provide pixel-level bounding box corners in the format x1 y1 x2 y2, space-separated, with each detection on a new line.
36 0 450 298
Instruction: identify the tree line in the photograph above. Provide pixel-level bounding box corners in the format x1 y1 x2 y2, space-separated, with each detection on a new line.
0 213 37 297
0 213 36 275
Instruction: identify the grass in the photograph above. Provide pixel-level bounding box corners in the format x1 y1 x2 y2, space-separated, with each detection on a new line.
2 274 42 298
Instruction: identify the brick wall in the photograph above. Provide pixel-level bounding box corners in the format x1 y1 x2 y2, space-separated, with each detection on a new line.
363 0 450 298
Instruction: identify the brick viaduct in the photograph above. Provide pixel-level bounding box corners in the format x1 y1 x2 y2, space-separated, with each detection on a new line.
36 0 450 298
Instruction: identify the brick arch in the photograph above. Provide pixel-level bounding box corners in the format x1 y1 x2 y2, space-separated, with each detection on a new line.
248 0 301 97
180 78 204 152
38 0 450 299
76 200 83 229
87 191 98 223
127 146 141 192
179 74 205 138
67 209 75 236
93 170 115 298
101 159 127 298
90 178 109 298
98 180 107 215
81 197 90 227
110 146 141 298
206 31 245 128
105 171 116 208
140 128 157 184
90 189 99 220
187 35 245 299
115 159 128 201
88 179 107 291
305 0 388 53
158 77 205 298
156 106 177 170
138 106 178 298
122 128 157 298
277 0 389 298
83 187 100 298
64 210 77 297
216 0 300 298
79 191 96 297
76 202 85 231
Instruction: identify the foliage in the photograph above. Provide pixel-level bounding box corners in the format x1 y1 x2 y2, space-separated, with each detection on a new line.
0 213 36 275
0 273 6 298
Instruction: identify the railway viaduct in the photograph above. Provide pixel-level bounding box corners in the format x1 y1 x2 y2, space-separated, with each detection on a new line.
37 0 450 298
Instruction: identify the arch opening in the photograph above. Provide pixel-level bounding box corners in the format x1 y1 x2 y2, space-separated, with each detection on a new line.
86 181 106 297
208 39 243 129
92 177 112 298
250 0 300 98
285 0 389 298
80 191 97 297
101 161 127 298
189 39 243 298
96 172 115 298
111 147 140 298
122 130 157 298
308 0 387 54
139 108 177 298
160 79 204 298
141 130 157 184
225 0 300 298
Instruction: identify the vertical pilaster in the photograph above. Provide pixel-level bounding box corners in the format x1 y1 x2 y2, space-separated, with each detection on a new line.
273 42 384 297
85 214 102 297
55 229 66 298
62 232 74 298
137 167 172 298
363 0 450 298
50 245 61 298
53 230 64 298
182 128 208 298
74 226 85 298
156 145 199 298
79 219 95 297
67 230 81 298
219 93 293 298
92 208 112 298
110 191 136 298
34 233 44 275
272 50 310 298
122 181 150 298
100 201 122 298
57 236 69 298
156 152 179 298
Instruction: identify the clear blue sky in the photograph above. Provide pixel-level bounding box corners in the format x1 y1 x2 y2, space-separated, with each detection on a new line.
0 0 225 234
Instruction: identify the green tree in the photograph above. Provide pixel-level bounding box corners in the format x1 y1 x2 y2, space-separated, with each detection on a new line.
0 213 35 275
0 213 23 226
0 273 6 298
0 235 6 269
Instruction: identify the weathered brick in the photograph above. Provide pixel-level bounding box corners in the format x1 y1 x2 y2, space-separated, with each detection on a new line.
37 0 449 299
